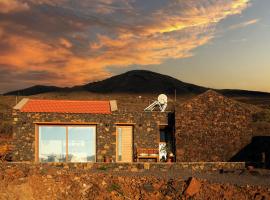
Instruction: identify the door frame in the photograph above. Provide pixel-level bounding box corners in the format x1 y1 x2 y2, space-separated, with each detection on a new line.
115 125 134 163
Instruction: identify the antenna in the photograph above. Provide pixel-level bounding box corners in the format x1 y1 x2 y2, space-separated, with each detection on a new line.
144 94 168 112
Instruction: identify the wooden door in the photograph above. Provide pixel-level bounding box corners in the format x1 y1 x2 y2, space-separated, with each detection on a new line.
116 126 133 162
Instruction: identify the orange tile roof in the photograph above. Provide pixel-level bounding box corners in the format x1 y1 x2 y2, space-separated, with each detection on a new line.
20 99 111 114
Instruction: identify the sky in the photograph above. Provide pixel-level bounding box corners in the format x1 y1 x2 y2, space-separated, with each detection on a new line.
0 0 269 93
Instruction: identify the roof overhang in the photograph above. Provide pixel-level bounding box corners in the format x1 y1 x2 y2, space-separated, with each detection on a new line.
13 98 116 114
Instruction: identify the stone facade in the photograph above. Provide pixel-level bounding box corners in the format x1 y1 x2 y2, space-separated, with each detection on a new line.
12 109 170 162
12 90 270 165
175 90 263 162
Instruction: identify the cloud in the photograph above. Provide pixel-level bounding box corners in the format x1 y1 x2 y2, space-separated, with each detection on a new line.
59 38 72 48
0 33 111 86
229 18 260 30
230 38 247 43
0 0 29 14
0 0 250 93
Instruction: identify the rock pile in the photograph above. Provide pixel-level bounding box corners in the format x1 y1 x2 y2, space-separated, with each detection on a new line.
184 177 201 197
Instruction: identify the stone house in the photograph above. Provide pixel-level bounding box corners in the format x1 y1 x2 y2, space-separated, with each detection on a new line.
12 99 173 163
12 90 269 165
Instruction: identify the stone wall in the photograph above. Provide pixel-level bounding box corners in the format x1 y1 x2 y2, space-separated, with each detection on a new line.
175 90 265 162
12 110 169 162
0 111 13 150
0 110 12 137
1 162 246 173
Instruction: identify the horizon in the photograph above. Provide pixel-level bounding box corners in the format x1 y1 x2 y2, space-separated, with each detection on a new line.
0 0 270 93
3 69 270 95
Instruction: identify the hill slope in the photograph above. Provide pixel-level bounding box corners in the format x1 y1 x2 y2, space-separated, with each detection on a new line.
5 70 207 95
5 85 64 96
4 70 270 97
82 70 207 94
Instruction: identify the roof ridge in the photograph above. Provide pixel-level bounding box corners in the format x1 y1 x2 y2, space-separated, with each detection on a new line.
179 89 261 113
28 99 110 103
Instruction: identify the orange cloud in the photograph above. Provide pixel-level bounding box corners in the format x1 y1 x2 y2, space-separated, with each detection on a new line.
0 0 29 13
229 18 260 30
0 33 110 86
59 38 73 48
88 0 250 68
0 0 250 92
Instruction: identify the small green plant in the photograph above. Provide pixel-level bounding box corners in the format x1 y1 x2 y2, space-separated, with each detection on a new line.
40 168 48 175
97 166 107 171
108 183 121 191
107 183 124 196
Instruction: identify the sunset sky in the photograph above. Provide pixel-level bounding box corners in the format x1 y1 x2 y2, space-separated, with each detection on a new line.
0 0 269 93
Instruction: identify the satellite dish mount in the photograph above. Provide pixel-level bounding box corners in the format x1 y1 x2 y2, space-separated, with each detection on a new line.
144 94 168 112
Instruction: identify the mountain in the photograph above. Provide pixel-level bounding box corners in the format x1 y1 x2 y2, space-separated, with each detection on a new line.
218 89 270 97
5 70 207 95
81 70 207 94
4 70 270 97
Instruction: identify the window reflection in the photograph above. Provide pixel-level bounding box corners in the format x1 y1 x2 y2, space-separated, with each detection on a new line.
39 126 66 162
38 125 96 163
68 127 96 162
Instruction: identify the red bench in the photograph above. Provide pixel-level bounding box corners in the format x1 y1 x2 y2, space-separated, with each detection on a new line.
136 148 159 162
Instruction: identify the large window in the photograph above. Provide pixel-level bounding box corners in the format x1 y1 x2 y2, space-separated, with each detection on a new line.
68 127 96 162
38 125 96 163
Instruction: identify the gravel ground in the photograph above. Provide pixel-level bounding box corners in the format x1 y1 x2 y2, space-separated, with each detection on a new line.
92 168 270 187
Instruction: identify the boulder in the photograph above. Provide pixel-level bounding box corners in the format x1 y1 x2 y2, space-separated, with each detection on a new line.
184 177 201 197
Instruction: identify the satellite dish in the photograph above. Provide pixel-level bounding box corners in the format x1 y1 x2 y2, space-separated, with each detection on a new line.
144 94 168 112
158 94 167 105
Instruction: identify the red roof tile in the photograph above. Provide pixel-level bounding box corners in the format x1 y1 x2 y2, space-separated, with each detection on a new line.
20 99 111 114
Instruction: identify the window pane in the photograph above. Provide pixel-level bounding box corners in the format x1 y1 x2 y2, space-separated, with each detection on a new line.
68 127 96 162
39 126 66 162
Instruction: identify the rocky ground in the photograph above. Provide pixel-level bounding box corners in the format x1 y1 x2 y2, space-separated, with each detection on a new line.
0 164 270 200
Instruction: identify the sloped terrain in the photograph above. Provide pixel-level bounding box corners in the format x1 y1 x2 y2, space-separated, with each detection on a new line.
5 70 270 99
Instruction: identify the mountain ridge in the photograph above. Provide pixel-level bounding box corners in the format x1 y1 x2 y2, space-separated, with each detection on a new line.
4 70 270 97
